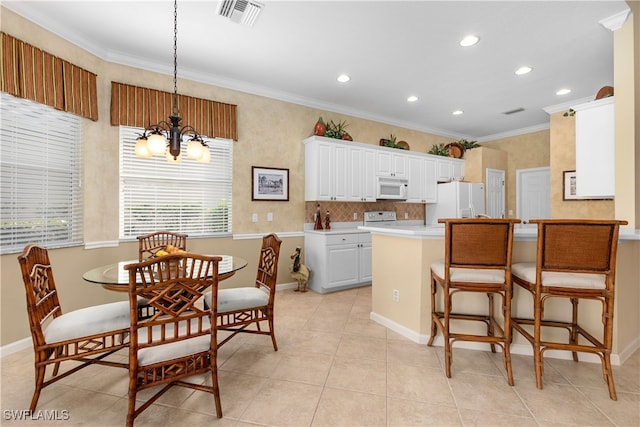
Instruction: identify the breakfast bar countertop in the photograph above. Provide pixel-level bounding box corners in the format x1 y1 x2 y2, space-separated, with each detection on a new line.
358 223 640 241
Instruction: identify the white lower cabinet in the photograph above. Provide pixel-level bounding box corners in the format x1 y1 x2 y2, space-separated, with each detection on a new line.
304 231 372 293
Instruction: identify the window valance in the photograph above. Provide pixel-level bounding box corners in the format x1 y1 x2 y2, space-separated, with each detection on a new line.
110 82 238 141
0 32 98 121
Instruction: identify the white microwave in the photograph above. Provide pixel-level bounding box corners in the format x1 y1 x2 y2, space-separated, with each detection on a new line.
376 176 409 200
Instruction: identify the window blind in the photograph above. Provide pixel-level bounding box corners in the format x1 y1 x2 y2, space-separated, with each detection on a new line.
119 126 233 238
0 92 83 254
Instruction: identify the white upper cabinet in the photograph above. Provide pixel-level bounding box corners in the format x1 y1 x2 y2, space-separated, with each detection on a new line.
407 155 437 203
376 149 407 178
305 138 349 201
573 97 614 198
436 157 465 182
348 145 377 201
304 136 464 203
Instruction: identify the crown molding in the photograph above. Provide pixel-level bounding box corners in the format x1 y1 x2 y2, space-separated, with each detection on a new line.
543 96 594 115
599 8 631 31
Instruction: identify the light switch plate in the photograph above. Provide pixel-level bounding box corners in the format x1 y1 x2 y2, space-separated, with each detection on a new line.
252 213 258 222
267 212 273 222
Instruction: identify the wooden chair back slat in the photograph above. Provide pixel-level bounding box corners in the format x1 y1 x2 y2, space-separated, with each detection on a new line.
136 231 188 261
18 245 63 345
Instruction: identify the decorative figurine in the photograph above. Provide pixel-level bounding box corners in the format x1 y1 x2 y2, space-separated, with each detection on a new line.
314 203 323 230
290 247 311 292
324 210 331 230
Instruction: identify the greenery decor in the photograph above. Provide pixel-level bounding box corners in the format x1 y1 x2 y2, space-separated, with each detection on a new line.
324 120 353 140
428 143 449 156
380 134 405 149
457 139 480 150
563 108 576 117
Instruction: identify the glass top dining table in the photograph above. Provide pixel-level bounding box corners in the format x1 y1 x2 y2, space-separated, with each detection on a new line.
82 255 248 292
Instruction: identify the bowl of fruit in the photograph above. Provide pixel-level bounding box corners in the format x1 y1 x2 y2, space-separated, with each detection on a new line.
153 245 185 278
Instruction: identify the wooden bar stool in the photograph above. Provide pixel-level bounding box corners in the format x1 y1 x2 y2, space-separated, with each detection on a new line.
428 218 521 385
511 219 627 400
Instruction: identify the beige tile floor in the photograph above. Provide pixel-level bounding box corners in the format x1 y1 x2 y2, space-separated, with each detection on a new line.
1 286 639 426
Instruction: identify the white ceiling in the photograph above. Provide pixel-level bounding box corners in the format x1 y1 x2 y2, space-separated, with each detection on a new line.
3 1 630 141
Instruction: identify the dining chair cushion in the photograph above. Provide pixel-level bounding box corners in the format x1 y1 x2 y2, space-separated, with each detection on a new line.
512 262 606 290
43 301 130 343
204 287 269 314
137 317 212 366
431 260 506 284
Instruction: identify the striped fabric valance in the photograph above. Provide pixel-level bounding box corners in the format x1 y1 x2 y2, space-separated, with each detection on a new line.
110 82 238 141
0 32 98 121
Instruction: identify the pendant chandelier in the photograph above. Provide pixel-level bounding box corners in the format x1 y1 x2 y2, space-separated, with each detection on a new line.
134 0 210 163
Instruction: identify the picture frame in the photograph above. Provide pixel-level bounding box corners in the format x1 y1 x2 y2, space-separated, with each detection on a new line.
562 170 610 201
252 166 289 201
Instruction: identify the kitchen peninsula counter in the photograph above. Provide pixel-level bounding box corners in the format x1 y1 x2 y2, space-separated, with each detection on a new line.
358 223 640 363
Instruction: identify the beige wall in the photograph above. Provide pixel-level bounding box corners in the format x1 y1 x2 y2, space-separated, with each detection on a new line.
482 130 550 216
615 4 638 228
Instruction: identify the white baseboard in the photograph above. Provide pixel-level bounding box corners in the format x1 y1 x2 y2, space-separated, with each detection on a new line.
370 311 639 366
0 337 31 358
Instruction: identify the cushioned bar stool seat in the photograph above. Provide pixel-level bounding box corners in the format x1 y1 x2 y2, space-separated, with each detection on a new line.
428 218 520 385
511 219 627 401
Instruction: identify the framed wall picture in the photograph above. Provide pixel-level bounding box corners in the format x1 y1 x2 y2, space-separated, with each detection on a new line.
563 170 611 200
252 166 289 201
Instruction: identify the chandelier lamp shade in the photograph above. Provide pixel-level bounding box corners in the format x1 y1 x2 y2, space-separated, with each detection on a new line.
134 0 210 163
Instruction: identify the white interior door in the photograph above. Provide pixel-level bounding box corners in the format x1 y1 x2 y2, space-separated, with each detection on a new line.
516 167 551 222
486 168 505 218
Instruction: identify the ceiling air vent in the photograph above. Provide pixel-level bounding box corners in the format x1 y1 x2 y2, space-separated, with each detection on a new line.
218 0 264 26
502 107 525 115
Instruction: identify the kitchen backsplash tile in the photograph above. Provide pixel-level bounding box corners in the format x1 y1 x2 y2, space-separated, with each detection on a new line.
305 201 425 224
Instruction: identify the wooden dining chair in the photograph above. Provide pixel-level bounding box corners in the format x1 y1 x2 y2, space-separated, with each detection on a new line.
427 218 521 385
124 252 223 426
135 231 188 318
511 219 627 400
204 233 282 349
136 231 188 260
17 244 130 411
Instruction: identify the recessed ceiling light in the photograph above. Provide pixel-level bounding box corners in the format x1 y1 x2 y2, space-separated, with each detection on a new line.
459 35 479 47
452 110 464 115
556 88 571 95
407 95 418 102
515 66 533 75
337 74 350 83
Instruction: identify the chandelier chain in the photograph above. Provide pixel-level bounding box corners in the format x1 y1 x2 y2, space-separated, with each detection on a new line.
172 0 178 115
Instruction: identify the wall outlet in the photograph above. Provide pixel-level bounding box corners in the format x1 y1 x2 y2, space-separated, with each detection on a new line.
353 212 358 220
393 289 400 302
267 212 273 222
404 212 409 219
508 209 514 217
252 213 258 222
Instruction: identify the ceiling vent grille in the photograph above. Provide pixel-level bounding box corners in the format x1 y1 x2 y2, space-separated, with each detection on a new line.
502 107 525 115
218 0 264 26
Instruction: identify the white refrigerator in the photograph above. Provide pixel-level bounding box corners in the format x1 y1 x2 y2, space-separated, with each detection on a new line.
425 181 485 226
